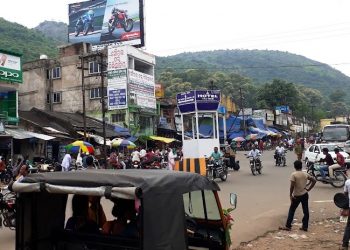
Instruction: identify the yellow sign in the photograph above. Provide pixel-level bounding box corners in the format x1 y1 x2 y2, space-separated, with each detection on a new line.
155 83 164 98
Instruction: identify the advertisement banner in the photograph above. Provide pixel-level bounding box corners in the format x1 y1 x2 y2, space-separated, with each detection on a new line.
136 95 156 109
128 69 155 96
108 46 128 70
68 0 144 47
108 88 127 110
155 83 164 98
0 52 22 83
176 91 196 113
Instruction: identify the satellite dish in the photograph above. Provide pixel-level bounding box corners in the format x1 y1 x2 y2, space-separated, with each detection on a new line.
40 55 48 59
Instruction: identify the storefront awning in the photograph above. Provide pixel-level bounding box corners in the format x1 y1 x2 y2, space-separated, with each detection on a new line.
148 136 178 144
5 128 55 140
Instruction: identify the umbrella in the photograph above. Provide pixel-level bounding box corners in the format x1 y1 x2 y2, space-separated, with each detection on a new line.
111 138 136 149
245 134 258 140
66 141 95 154
232 137 245 142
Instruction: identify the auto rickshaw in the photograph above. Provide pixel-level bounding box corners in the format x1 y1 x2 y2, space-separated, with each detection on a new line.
11 169 237 250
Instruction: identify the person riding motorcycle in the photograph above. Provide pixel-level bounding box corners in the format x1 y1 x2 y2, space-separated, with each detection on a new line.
318 148 335 180
210 147 223 166
76 10 95 30
275 143 286 166
329 147 345 179
247 145 261 165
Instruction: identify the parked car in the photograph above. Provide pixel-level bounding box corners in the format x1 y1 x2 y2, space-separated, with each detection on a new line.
344 140 350 154
304 143 350 166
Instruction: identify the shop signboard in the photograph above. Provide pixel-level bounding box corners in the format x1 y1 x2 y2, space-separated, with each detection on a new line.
68 0 144 47
128 69 156 109
176 90 221 113
108 88 127 110
0 51 22 83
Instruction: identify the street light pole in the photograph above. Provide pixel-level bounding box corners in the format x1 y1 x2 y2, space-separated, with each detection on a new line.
239 87 246 137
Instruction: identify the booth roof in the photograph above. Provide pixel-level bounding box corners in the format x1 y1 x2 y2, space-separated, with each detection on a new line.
21 169 219 195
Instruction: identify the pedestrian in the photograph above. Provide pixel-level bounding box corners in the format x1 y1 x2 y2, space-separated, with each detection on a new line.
61 152 72 171
294 139 303 161
86 155 95 169
167 148 175 171
341 178 350 250
280 160 316 232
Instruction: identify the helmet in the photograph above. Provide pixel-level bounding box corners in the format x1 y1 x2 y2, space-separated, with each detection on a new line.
88 10 94 16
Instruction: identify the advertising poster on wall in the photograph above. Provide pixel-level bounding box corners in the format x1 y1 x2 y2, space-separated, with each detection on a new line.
0 51 22 83
108 88 127 109
107 46 128 110
128 69 156 109
68 0 144 47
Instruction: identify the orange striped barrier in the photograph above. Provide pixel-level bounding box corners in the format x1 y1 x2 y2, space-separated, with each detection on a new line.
175 158 207 176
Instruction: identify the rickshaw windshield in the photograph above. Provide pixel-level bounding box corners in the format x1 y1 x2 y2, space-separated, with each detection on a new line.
183 190 221 220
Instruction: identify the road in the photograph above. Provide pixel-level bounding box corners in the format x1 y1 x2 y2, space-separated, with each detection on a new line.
0 150 342 249
218 150 341 249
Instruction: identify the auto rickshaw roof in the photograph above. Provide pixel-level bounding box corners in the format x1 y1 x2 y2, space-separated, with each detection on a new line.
18 169 219 196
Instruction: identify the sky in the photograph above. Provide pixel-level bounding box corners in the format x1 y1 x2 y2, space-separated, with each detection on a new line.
1 0 350 76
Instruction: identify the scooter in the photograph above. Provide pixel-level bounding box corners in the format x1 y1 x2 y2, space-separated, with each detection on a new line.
275 150 287 167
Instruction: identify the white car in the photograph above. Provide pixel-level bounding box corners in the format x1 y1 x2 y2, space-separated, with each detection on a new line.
304 143 350 165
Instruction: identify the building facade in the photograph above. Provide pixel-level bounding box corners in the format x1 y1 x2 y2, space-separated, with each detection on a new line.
19 43 157 136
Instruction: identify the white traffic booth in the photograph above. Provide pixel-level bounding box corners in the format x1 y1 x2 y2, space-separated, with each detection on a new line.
177 90 221 159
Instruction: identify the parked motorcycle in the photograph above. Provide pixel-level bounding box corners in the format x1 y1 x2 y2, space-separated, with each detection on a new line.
75 10 95 37
206 159 228 181
248 156 262 176
0 190 16 229
307 162 347 188
108 8 134 34
275 150 287 167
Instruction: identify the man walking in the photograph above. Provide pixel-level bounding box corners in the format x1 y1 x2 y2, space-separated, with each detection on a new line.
280 160 316 231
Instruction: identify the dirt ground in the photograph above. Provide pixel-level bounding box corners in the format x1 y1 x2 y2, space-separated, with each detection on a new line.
235 217 347 250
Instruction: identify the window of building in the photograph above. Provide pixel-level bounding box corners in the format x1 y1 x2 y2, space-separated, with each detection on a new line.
90 87 107 99
47 92 62 104
89 61 101 74
111 113 126 123
47 67 61 79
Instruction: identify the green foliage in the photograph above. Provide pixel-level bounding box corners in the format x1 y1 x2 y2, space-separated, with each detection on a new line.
34 21 68 44
156 50 350 104
0 18 60 62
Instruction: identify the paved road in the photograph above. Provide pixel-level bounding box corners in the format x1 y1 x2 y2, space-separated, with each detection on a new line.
0 150 342 249
218 150 341 249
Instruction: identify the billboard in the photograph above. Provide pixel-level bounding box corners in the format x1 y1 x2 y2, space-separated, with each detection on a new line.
128 69 156 109
0 51 22 83
68 0 144 47
107 46 128 110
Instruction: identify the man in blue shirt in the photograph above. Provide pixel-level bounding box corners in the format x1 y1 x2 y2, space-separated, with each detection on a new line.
210 147 222 161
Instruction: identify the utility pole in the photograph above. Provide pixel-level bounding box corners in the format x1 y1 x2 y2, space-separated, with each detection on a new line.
98 52 107 160
78 55 87 140
239 87 246 137
310 105 315 133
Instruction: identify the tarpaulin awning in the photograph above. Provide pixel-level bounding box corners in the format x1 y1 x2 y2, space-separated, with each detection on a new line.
149 136 178 144
5 128 55 140
77 131 111 146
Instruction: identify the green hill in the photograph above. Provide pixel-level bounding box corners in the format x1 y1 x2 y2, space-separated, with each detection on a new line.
34 21 68 45
0 18 60 62
156 50 350 99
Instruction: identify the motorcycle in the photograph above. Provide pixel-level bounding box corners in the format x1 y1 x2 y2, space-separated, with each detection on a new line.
307 162 347 188
248 156 262 175
1 165 14 185
108 8 134 34
0 190 16 229
206 159 228 181
75 13 94 37
275 150 287 167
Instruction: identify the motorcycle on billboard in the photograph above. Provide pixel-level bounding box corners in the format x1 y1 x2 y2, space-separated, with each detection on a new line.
75 9 95 36
108 8 134 34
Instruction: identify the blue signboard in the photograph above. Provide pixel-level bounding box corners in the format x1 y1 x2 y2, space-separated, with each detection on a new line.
275 105 290 113
108 88 127 109
176 90 221 113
